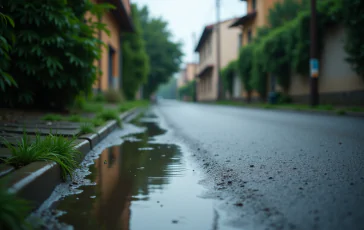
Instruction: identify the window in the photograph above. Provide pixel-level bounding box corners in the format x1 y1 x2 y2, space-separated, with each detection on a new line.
252 0 256 10
247 30 252 44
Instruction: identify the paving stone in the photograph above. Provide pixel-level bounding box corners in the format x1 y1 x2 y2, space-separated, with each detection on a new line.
0 121 80 129
0 127 80 136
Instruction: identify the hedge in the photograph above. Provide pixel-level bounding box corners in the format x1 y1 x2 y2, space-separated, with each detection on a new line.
230 0 359 99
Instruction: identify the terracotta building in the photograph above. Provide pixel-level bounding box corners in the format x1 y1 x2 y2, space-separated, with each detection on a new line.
86 0 134 93
229 0 282 100
195 18 241 101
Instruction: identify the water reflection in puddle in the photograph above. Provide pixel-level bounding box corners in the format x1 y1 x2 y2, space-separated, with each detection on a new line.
52 116 237 230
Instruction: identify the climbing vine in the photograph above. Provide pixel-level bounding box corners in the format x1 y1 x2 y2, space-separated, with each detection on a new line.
221 60 236 96
234 0 355 99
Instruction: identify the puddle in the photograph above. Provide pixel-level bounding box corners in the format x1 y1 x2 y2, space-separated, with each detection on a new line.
32 113 239 230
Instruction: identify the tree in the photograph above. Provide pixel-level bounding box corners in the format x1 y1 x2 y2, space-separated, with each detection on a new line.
0 0 112 109
136 6 183 99
268 0 309 29
121 4 149 100
342 0 364 80
0 12 17 91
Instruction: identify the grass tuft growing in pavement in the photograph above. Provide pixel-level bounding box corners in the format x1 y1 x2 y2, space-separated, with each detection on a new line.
66 115 84 122
0 181 32 230
91 118 105 127
97 109 121 126
42 114 63 121
4 133 81 180
79 123 95 135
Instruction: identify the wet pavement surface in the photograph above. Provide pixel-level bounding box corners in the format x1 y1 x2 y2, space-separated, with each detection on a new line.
155 100 364 230
31 110 239 230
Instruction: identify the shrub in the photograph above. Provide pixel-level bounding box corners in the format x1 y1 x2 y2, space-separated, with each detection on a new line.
0 181 31 230
103 89 124 103
122 4 150 100
0 1 114 109
221 60 237 96
4 133 81 180
276 92 292 104
178 80 195 100
0 13 17 92
93 93 105 102
237 44 254 102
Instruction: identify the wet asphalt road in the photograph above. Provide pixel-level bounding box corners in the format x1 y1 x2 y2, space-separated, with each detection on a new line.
155 100 364 230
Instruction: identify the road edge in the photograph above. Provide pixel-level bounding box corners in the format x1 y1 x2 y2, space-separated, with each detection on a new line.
1 107 142 209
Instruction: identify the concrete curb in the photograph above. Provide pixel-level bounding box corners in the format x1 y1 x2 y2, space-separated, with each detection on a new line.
1 108 141 209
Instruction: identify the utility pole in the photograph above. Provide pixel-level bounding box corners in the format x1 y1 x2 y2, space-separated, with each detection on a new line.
216 0 224 100
310 0 319 106
193 33 198 102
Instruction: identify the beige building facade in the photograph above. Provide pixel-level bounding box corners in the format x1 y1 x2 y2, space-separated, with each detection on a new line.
195 19 241 101
289 25 364 105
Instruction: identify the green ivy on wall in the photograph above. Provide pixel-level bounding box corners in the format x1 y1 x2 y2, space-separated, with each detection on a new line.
228 0 361 100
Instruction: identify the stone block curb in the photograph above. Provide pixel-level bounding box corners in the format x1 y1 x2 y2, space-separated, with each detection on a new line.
0 108 141 210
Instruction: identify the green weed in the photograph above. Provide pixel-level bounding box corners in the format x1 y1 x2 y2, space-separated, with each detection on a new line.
0 181 32 230
42 114 63 121
4 133 81 180
66 115 84 122
81 102 104 113
79 123 95 135
97 109 121 126
91 118 105 127
92 93 105 102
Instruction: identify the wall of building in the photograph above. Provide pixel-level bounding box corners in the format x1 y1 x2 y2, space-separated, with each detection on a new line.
185 63 197 82
122 0 131 15
100 12 121 91
289 25 364 105
197 19 241 101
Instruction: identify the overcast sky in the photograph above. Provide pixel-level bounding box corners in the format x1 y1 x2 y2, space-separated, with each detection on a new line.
132 0 247 67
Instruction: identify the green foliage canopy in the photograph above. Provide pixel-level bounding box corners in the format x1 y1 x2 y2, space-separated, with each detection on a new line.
234 0 357 100
122 4 150 100
221 60 237 96
0 0 113 109
136 6 183 99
